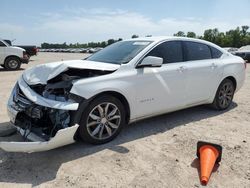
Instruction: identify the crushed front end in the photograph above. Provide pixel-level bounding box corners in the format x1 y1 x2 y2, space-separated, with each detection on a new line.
1 75 81 153
0 60 118 152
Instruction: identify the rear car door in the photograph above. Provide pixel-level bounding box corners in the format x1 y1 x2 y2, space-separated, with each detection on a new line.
183 41 222 105
134 41 188 118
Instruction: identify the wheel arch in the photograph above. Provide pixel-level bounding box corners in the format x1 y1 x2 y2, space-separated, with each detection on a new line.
91 91 131 124
224 76 237 89
211 75 237 104
4 55 21 63
211 75 237 110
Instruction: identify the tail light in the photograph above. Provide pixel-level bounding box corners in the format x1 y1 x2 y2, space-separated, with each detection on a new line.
33 47 38 54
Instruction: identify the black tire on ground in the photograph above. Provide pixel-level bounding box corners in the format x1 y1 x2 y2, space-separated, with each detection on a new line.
78 95 126 144
211 78 235 110
4 57 21 70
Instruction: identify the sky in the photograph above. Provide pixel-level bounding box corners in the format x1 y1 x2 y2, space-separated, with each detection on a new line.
1 0 250 46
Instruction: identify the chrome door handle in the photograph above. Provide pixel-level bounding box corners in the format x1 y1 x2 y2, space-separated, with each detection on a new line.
178 66 187 72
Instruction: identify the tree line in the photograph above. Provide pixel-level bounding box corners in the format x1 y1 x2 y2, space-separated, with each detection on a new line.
173 25 250 48
41 26 250 49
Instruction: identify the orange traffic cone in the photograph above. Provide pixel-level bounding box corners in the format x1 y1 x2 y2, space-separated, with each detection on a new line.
196 141 222 185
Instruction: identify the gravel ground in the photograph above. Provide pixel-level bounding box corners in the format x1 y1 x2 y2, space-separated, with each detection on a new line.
0 53 249 188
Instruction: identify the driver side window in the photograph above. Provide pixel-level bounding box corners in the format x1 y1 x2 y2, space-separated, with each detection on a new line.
147 41 183 64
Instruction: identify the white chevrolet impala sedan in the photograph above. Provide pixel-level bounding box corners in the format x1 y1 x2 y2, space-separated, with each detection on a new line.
1 37 246 152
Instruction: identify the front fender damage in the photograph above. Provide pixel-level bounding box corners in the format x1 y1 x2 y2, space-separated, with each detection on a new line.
2 60 119 152
1 77 83 153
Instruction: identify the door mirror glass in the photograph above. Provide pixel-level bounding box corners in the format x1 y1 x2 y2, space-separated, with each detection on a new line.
138 56 163 68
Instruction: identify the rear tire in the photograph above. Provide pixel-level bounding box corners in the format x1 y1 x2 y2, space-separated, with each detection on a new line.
78 95 126 144
4 57 21 70
211 79 235 110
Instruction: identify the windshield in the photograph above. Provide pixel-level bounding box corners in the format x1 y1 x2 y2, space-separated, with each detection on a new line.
86 40 152 64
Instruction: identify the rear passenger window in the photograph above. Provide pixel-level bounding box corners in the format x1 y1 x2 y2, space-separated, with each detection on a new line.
184 41 211 61
210 46 223 59
147 41 183 64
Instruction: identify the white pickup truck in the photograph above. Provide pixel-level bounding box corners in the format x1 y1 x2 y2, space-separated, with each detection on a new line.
0 39 29 70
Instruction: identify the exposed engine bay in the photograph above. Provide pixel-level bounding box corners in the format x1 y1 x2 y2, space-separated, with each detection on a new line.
13 82 73 141
31 68 113 100
13 68 114 141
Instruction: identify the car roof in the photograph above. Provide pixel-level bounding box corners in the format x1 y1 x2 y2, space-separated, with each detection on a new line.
124 36 219 46
127 36 230 53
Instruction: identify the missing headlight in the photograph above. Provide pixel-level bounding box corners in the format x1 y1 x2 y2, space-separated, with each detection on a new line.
16 106 71 141
25 105 43 119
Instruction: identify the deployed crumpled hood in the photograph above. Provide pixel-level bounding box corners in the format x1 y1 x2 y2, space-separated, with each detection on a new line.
23 59 120 85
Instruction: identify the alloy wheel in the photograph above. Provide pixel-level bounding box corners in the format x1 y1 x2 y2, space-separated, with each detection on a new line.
8 60 19 69
218 82 234 108
86 102 121 140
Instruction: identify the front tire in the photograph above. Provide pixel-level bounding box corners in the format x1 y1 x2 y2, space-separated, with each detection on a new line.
212 79 235 110
78 95 126 144
4 57 21 70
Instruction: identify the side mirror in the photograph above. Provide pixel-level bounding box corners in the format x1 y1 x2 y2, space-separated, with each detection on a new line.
137 56 163 68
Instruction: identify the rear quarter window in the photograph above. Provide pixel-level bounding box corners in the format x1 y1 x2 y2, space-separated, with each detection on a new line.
210 46 223 59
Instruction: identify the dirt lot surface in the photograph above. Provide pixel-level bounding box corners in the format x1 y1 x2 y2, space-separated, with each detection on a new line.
0 53 250 188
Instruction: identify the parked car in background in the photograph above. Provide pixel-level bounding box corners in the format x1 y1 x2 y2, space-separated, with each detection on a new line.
0 39 29 70
234 45 250 62
16 45 38 58
39 48 95 53
88 47 103 53
4 40 38 59
80 48 88 53
223 47 238 54
1 36 246 152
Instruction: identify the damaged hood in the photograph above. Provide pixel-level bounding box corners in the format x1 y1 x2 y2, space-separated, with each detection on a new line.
23 60 120 85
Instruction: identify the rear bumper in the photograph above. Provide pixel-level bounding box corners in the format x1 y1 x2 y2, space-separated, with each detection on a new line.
0 124 79 153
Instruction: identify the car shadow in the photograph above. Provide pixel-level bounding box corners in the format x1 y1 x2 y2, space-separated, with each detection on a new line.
0 68 25 72
0 103 237 186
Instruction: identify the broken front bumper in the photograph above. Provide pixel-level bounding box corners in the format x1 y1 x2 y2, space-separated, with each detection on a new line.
0 124 79 153
0 77 80 153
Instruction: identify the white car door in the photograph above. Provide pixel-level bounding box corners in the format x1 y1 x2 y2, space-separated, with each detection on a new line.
134 41 188 119
183 41 222 105
0 41 6 64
